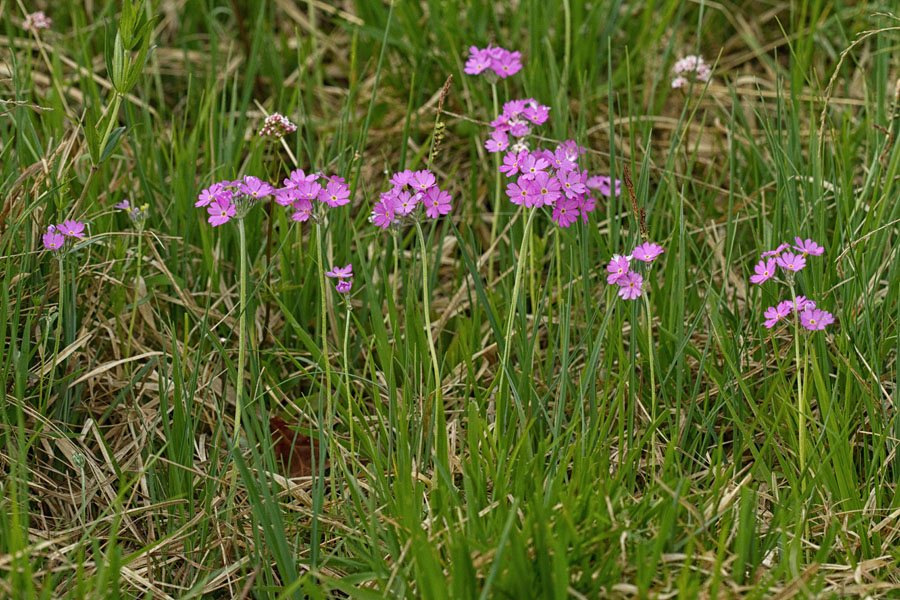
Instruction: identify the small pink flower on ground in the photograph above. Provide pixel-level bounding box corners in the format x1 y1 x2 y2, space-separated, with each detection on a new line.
551 197 580 228
319 181 350 207
763 304 791 329
424 187 452 218
58 220 85 238
24 11 52 30
750 258 776 284
207 198 236 226
800 308 835 331
671 55 712 88
761 243 790 257
335 279 352 294
485 131 509 153
372 195 397 229
115 200 131 211
606 255 630 284
671 76 689 89
778 296 815 314
792 237 824 256
776 251 806 272
43 226 65 250
617 271 644 300
238 176 274 199
393 191 418 215
632 242 664 263
326 264 353 279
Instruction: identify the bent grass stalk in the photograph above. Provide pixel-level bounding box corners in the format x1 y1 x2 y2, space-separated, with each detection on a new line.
124 231 144 359
497 208 537 436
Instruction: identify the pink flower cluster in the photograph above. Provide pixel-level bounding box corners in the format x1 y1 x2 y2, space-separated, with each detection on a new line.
42 220 85 251
369 169 452 229
751 237 834 331
671 55 712 89
115 200 149 229
273 169 351 223
586 175 622 198
195 175 275 226
464 45 522 79
485 98 551 154
24 11 52 31
325 264 353 294
258 113 297 138
605 242 665 300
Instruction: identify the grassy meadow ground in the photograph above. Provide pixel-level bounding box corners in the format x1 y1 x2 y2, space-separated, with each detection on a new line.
3 0 900 597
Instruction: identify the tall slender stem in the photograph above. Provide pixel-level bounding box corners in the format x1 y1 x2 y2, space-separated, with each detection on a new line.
315 220 332 450
234 219 247 444
497 208 536 436
44 257 65 410
790 284 806 487
343 303 353 461
643 293 657 469
125 232 143 358
487 83 501 277
415 221 442 450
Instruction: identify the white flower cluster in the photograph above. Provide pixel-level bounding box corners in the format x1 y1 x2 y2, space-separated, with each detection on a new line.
257 113 297 138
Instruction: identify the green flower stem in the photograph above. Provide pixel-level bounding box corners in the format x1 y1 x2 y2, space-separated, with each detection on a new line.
315 220 332 456
343 302 353 462
643 293 657 469
44 257 65 410
124 231 143 359
497 208 537 435
790 284 806 487
233 219 247 444
415 221 443 454
487 82 501 277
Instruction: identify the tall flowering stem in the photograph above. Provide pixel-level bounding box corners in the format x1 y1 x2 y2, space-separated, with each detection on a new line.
45 257 65 410
498 207 537 433
315 221 332 456
789 282 807 486
415 221 443 450
234 219 248 444
488 82 502 276
124 232 143 358
643 293 658 466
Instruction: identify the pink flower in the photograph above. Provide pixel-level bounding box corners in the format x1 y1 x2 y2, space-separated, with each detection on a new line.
506 181 530 205
372 195 397 229
58 220 85 238
196 185 218 206
632 242 664 263
761 243 790 257
792 237 824 256
257 113 297 138
586 175 621 198
464 46 493 75
207 197 236 226
411 170 436 192
577 195 596 223
519 153 549 180
393 190 418 215
284 169 319 190
559 170 587 199
238 176 274 199
522 100 550 125
291 204 311 222
24 11 52 31
499 151 526 178
800 308 835 331
617 271 644 300
749 258 776 284
43 226 65 250
274 187 296 206
606 255 630 284
297 180 322 201
530 171 561 207
551 197 580 228
491 49 523 78
319 181 350 207
777 296 815 314
115 200 131 211
424 187 452 219
390 169 414 188
335 279 352 294
326 264 353 279
551 147 576 172
671 55 712 88
776 252 806 272
485 131 509 153
762 304 791 329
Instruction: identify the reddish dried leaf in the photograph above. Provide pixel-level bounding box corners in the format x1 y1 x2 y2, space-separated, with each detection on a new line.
269 416 324 477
